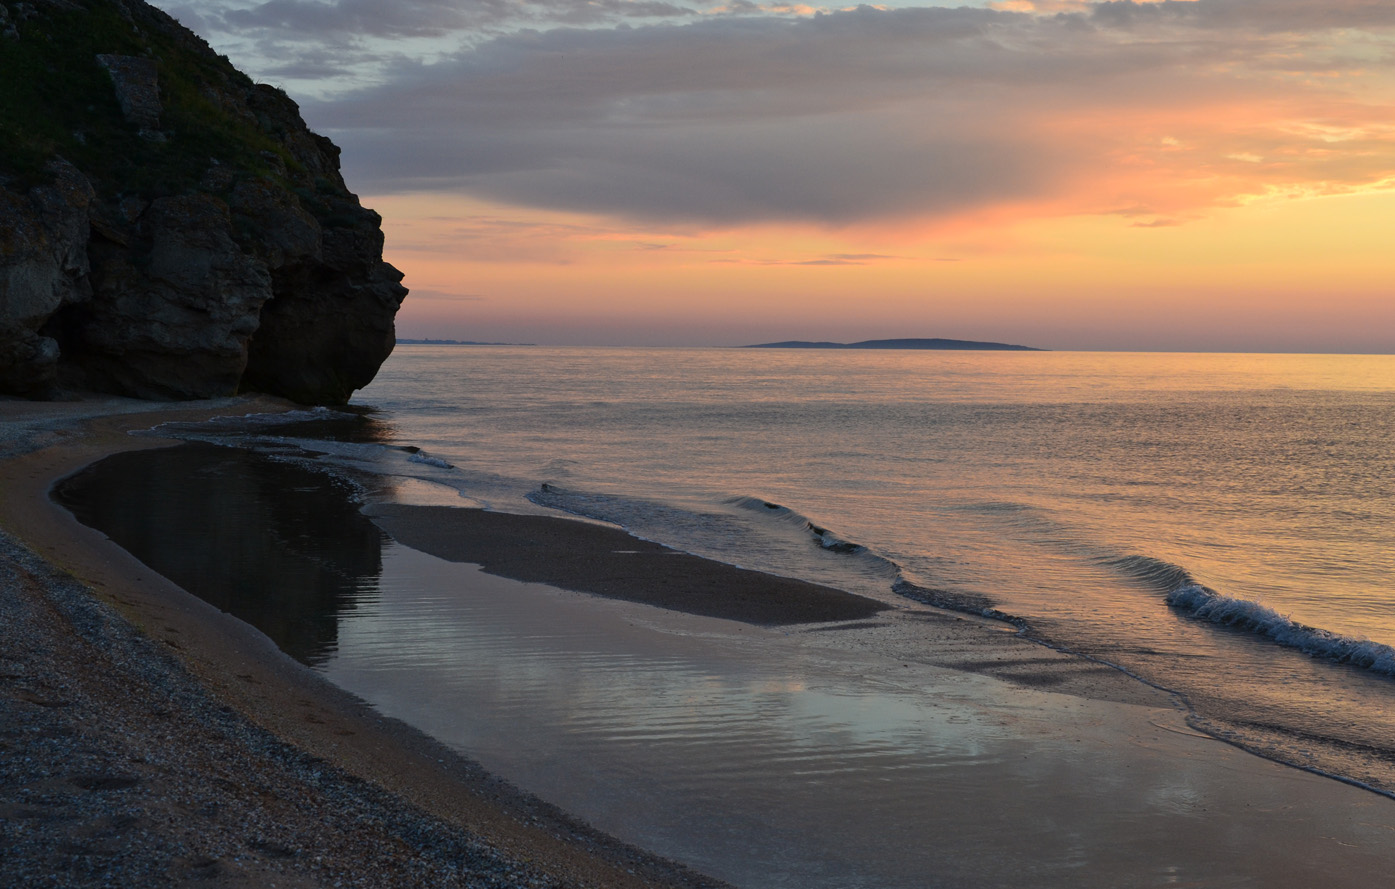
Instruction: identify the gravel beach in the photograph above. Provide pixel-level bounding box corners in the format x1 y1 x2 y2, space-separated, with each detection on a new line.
0 397 729 889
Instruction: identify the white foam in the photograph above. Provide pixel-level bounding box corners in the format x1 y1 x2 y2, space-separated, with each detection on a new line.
1168 583 1395 677
407 451 455 469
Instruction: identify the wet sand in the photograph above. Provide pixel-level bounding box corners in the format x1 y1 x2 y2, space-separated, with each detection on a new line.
309 544 1395 888
366 502 1173 708
7 397 1395 887
0 397 726 888
368 503 887 626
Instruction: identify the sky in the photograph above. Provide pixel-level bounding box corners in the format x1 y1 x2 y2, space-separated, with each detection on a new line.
168 0 1395 351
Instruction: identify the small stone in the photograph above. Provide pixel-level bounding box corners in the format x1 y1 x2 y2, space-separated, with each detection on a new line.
70 773 142 791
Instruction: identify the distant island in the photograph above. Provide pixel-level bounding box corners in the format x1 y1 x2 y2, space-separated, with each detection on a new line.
744 338 1044 351
398 339 535 346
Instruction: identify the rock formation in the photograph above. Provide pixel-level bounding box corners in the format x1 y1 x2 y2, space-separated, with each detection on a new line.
0 0 406 404
97 53 162 136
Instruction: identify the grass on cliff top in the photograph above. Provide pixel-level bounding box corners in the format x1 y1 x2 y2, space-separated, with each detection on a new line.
0 0 296 195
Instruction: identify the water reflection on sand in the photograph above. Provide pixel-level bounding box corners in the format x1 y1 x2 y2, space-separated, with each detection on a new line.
324 542 1394 889
58 444 1395 889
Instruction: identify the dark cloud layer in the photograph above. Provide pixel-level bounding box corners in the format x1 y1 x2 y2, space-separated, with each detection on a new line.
201 0 698 40
183 1 1395 226
1089 0 1395 31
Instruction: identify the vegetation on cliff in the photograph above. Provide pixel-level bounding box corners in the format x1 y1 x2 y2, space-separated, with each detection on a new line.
1 0 274 190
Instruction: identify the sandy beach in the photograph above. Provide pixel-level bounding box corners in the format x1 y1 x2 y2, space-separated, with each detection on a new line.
0 397 727 888
8 0 1394 881
6 395 1395 888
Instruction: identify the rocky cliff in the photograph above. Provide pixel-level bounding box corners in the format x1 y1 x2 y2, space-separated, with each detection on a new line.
0 0 406 403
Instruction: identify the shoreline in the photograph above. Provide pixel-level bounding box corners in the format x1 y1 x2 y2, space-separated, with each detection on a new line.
8 396 1395 886
0 397 729 888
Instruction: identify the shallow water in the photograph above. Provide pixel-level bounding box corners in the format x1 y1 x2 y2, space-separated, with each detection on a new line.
330 347 1395 789
116 348 1395 791
329 544 1393 889
55 444 1395 887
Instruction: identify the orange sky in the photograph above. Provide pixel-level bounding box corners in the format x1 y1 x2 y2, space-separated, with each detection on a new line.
373 186 1395 350
180 0 1395 350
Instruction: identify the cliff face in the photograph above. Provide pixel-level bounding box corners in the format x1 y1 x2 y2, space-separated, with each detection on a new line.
0 0 406 404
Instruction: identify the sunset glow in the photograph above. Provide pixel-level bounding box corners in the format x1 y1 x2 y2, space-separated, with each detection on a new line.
175 0 1395 350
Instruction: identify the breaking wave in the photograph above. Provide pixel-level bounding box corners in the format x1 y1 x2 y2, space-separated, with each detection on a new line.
891 580 1020 626
404 447 454 469
527 486 912 599
1168 584 1395 677
138 406 351 439
1106 554 1395 678
726 496 868 555
723 497 1020 622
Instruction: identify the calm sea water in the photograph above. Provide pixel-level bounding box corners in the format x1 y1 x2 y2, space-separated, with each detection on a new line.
346 347 1395 789
64 346 1395 885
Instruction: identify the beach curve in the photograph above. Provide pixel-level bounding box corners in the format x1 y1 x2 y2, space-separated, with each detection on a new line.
0 396 729 889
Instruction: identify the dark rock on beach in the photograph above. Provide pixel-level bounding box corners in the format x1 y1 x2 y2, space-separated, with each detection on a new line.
0 0 405 404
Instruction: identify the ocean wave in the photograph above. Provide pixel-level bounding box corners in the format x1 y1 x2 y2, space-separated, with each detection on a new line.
1101 554 1201 595
892 580 1022 626
725 495 807 525
138 406 351 438
808 525 863 554
725 496 866 555
1168 583 1395 676
528 486 908 599
404 447 455 469
1105 554 1395 678
530 484 737 539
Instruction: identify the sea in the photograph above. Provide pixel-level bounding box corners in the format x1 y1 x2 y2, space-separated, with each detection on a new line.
58 347 1395 887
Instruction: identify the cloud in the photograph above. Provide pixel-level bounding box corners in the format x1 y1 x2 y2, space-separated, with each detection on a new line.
1130 218 1183 228
165 0 707 92
1087 0 1395 31
202 0 699 40
310 8 1079 219
186 2 1395 228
